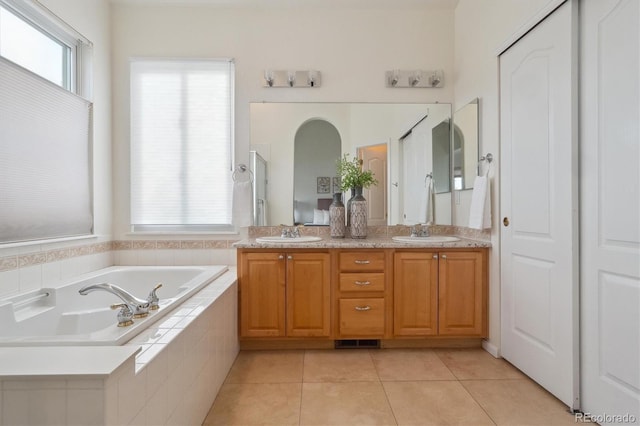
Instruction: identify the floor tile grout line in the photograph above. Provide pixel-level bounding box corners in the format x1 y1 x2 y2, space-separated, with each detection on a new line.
299 349 307 426
457 379 499 426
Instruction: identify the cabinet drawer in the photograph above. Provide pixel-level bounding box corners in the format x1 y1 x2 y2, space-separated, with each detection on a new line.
339 252 385 271
339 273 385 292
339 298 385 336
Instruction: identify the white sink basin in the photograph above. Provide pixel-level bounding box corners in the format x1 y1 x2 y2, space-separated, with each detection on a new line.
392 235 460 243
256 236 323 243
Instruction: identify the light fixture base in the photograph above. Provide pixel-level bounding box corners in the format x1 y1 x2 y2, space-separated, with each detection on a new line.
385 69 444 88
263 70 321 88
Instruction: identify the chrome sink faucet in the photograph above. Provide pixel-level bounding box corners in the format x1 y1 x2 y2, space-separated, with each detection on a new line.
410 225 430 237
280 226 300 238
79 282 151 318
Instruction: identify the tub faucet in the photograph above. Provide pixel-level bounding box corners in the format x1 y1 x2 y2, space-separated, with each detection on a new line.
147 283 162 310
79 282 150 318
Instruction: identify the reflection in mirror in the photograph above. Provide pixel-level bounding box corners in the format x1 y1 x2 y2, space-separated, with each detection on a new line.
250 103 452 226
293 120 341 225
395 109 452 226
453 98 479 190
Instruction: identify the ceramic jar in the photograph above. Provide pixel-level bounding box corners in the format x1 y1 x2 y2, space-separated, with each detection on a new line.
329 193 346 238
349 187 367 239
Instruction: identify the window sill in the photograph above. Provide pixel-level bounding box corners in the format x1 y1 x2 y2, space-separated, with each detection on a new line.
0 234 98 250
124 231 240 237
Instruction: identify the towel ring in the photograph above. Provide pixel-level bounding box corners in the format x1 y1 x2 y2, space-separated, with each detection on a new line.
232 164 254 183
478 153 493 176
424 172 433 185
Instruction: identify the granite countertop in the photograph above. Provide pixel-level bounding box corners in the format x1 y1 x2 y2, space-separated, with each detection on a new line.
233 235 491 249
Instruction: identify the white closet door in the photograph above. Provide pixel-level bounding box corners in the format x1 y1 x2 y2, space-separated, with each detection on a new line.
500 0 579 409
580 0 640 422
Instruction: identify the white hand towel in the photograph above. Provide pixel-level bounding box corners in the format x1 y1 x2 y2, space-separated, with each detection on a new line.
468 175 491 229
418 178 435 225
233 180 253 227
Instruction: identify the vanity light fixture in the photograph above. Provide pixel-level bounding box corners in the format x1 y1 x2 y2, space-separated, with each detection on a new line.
385 69 444 88
263 70 321 88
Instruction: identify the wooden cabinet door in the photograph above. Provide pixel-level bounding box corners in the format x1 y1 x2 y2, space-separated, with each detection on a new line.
438 251 486 336
286 253 331 337
393 252 438 336
240 252 286 337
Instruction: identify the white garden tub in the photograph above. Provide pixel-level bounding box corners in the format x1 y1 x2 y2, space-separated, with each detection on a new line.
0 265 228 346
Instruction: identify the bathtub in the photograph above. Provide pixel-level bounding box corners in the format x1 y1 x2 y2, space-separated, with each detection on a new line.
0 265 228 346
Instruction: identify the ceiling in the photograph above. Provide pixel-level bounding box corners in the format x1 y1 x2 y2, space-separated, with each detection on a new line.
109 0 459 10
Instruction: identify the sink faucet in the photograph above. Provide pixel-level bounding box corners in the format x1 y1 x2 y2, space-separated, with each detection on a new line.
410 225 430 237
280 226 300 238
79 283 151 318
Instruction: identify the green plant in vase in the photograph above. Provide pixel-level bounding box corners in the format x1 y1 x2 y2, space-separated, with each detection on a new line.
336 153 378 192
336 154 377 238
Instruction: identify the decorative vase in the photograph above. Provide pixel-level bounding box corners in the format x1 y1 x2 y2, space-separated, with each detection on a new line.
350 187 367 239
329 193 346 238
346 188 356 226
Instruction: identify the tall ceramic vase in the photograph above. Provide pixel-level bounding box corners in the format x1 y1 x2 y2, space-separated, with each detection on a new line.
329 193 346 238
350 187 367 239
346 188 355 227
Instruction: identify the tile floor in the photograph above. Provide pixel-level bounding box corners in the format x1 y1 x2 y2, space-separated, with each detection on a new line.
202 348 578 425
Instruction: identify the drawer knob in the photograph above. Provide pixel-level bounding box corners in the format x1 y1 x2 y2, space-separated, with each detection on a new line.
354 260 371 265
278 255 284 260
354 305 371 311
354 281 371 286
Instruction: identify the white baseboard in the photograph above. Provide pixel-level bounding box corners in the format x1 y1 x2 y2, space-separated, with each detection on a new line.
482 339 500 358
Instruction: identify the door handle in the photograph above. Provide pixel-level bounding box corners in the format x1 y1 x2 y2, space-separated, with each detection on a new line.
503 217 510 227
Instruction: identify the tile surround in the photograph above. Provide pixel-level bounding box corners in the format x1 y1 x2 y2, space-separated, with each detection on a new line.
0 271 239 426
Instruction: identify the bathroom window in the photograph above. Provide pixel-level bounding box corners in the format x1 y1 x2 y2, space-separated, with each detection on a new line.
0 0 93 244
0 1 87 94
130 59 235 232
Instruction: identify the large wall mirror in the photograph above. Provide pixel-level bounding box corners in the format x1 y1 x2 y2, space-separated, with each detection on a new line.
452 98 479 190
250 102 452 226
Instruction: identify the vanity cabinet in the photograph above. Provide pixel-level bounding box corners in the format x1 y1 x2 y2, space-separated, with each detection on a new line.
336 250 391 338
237 245 487 344
238 250 330 338
394 250 487 337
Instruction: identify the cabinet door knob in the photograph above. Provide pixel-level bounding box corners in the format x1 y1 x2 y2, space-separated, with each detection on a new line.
287 255 293 260
278 255 284 260
354 281 371 286
441 254 447 259
354 260 370 265
503 217 510 227
354 305 371 311
433 254 438 259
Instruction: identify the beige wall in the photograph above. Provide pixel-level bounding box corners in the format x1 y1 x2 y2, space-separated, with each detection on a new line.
453 0 558 352
110 2 455 237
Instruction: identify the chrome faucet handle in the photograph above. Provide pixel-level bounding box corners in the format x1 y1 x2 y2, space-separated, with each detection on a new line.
291 226 300 238
111 303 134 327
410 226 418 237
281 228 291 238
419 226 430 237
147 283 162 311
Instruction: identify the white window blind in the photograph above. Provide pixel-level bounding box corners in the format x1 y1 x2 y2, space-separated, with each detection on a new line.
130 59 234 231
0 56 93 244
